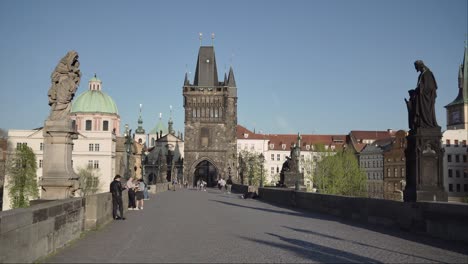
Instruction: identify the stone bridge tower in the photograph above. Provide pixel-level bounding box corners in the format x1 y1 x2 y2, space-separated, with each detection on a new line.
183 45 238 187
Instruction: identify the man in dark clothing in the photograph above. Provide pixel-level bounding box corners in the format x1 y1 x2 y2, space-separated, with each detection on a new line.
110 175 126 220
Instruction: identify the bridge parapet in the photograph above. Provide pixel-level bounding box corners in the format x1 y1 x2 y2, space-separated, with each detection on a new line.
258 187 468 243
0 198 84 263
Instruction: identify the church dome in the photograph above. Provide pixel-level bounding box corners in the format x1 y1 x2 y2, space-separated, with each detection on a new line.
71 74 119 115
150 115 168 135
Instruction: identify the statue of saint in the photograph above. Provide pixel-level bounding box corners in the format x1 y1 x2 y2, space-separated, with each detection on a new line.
406 60 439 129
47 51 81 120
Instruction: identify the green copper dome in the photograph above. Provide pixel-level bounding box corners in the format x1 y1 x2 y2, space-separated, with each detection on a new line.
149 119 168 135
71 90 119 114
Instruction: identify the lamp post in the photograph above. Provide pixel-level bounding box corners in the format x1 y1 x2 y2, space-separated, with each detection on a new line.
123 124 132 180
294 133 302 191
259 153 264 188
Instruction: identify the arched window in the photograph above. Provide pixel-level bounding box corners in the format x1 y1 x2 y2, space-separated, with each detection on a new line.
193 108 197 118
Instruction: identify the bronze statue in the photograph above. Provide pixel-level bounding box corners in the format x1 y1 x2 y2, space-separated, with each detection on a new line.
277 156 290 186
406 60 439 130
47 51 81 120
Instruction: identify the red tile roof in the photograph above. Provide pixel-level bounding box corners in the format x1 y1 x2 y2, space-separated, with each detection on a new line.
237 125 267 140
237 125 347 151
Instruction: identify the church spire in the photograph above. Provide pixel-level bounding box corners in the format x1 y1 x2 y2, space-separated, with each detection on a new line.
463 39 468 103
193 46 219 86
136 104 145 134
168 105 175 135
184 71 190 85
226 66 236 87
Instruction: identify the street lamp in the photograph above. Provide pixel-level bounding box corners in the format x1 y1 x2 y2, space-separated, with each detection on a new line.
259 153 264 188
124 124 132 180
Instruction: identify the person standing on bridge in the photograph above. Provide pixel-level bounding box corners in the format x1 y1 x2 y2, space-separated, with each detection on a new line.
126 177 137 210
136 179 145 210
110 175 126 220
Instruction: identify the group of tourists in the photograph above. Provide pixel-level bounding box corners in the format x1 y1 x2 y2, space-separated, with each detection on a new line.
110 175 150 220
196 179 207 191
217 177 233 194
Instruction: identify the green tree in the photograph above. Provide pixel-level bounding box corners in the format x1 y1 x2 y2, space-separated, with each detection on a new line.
314 147 367 197
239 150 267 186
303 144 334 191
7 144 39 208
77 167 101 197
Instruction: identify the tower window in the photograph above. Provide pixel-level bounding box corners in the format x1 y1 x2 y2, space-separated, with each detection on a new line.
446 139 450 146
103 121 109 131
201 128 209 147
85 120 92 131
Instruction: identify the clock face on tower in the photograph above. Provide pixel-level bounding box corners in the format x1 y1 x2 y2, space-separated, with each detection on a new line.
451 109 461 124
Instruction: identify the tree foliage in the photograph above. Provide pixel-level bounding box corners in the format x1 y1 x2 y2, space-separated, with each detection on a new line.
238 150 267 186
7 144 39 208
314 147 367 197
77 166 101 197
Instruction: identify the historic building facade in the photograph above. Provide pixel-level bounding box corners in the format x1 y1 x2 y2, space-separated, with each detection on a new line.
383 130 407 201
443 44 468 201
183 45 238 187
359 144 384 199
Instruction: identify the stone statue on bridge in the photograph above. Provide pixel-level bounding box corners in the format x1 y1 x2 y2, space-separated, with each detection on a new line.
40 51 81 200
403 60 447 202
47 50 81 120
405 60 439 130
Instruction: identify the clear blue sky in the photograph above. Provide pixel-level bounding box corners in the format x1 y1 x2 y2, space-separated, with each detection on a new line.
0 0 466 135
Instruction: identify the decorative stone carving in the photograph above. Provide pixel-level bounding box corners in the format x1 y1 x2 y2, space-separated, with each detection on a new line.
47 51 81 120
40 51 81 200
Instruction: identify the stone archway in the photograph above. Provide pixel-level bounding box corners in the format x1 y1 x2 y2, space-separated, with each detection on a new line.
193 160 218 187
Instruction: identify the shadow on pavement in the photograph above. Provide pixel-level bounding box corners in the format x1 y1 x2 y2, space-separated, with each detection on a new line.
239 233 382 263
282 226 445 263
211 199 468 256
209 199 310 218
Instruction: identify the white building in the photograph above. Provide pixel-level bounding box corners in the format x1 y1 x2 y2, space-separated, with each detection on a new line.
236 125 347 188
2 75 120 210
443 44 468 202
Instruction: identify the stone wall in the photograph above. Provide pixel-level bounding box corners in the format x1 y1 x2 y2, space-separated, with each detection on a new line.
258 187 468 243
84 190 128 231
0 190 130 263
0 198 84 263
231 184 258 194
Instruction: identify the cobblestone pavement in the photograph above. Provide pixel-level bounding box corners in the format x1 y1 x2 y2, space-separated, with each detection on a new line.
45 188 468 263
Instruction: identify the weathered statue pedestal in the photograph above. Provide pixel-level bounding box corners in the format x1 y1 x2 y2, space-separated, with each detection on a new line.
40 119 80 200
284 172 306 191
403 127 448 202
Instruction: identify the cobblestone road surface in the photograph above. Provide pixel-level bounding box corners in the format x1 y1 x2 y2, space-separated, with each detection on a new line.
45 188 468 263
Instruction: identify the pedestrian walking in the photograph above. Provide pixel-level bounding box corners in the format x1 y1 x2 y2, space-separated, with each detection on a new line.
126 177 137 210
220 178 226 193
110 175 126 220
136 179 145 210
202 180 207 191
172 178 178 191
143 180 150 200
197 179 201 191
226 177 233 194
